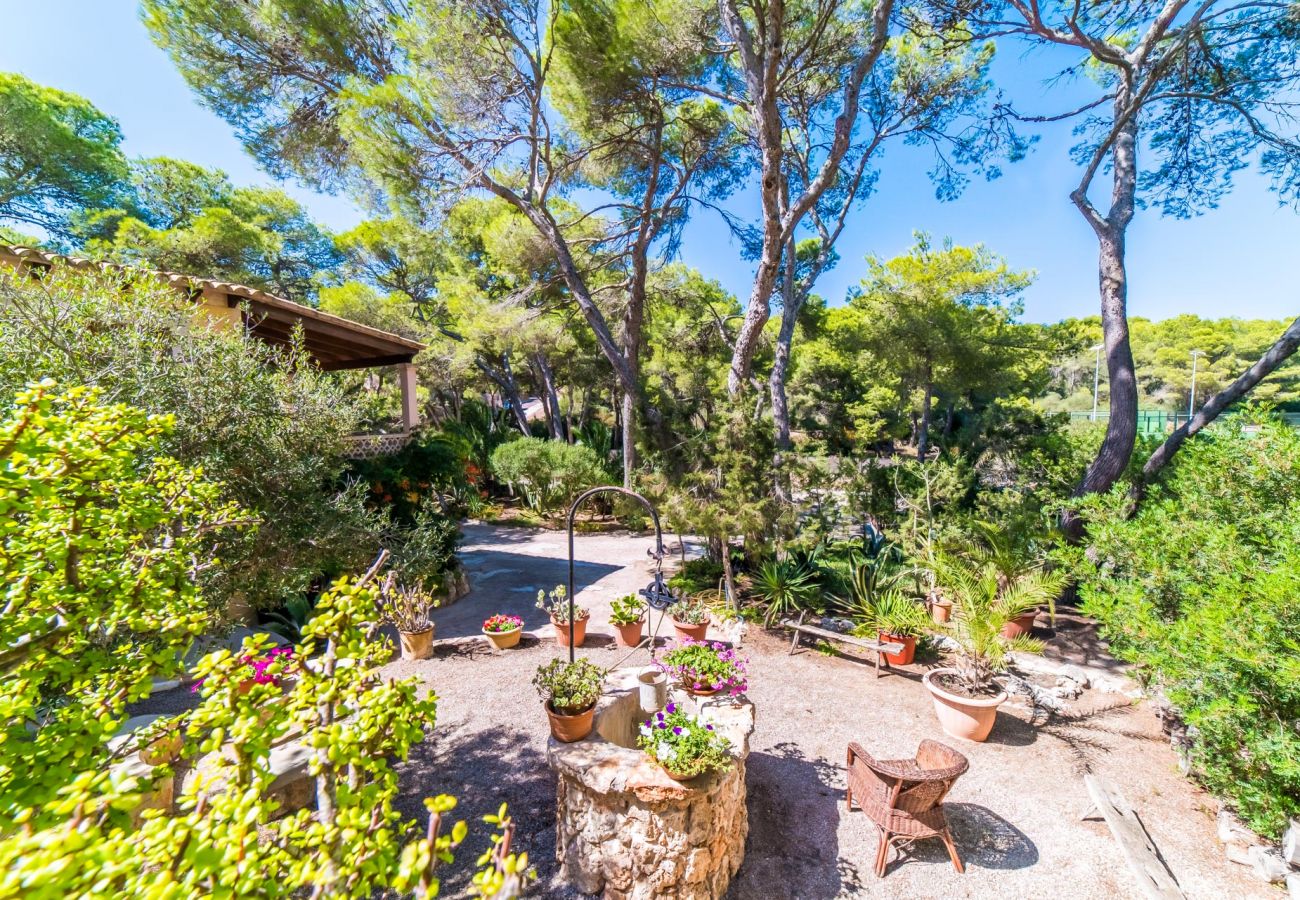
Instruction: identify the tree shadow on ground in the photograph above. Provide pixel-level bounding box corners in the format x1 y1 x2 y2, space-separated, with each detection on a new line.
727 741 864 899
395 726 565 896
890 802 1038 873
433 549 619 639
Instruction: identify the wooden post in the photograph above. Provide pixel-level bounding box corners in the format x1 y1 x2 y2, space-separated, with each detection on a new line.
398 361 420 432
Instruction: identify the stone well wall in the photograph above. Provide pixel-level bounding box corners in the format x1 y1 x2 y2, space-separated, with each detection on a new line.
546 669 756 900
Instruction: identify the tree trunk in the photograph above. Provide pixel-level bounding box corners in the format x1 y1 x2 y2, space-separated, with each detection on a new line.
531 351 564 441
770 239 801 453
917 363 934 461
1063 107 1140 541
475 353 530 435
1142 314 1300 483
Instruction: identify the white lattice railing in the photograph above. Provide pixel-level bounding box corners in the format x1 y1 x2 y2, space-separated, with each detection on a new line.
342 432 413 459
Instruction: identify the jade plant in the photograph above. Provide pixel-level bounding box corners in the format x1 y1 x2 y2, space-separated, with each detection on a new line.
609 594 645 626
532 658 606 715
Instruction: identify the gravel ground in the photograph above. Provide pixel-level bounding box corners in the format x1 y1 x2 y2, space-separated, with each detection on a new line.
139 522 1270 899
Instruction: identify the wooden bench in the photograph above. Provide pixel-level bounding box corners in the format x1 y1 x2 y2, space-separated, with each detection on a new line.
782 611 904 678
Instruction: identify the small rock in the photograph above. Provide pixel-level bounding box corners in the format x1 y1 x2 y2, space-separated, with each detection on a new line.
1217 810 1261 848
1286 871 1300 900
1247 846 1290 883
1282 819 1300 866
1225 843 1254 866
1058 664 1092 689
1052 677 1084 700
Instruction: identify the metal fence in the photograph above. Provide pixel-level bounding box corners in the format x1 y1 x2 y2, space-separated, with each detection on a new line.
1068 410 1300 434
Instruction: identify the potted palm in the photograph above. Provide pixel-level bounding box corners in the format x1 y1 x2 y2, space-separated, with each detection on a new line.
379 576 438 661
537 584 590 648
482 613 524 649
609 594 646 649
923 556 1066 742
670 595 710 643
533 658 607 742
862 590 931 667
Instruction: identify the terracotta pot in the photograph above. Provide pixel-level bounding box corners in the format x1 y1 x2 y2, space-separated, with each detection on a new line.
877 632 917 667
553 615 588 648
923 668 1007 742
483 626 522 650
1000 611 1038 640
672 619 708 643
930 599 953 624
545 701 595 742
661 765 701 782
679 679 721 697
612 619 645 649
399 626 435 660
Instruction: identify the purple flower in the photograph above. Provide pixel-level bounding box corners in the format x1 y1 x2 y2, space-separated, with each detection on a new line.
706 724 714 730
657 721 667 729
672 726 683 735
665 701 676 713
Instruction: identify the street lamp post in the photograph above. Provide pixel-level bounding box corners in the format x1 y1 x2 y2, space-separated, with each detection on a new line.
1188 349 1205 422
1091 343 1104 421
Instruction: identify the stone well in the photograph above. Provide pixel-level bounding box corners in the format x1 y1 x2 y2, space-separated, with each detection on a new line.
546 668 756 900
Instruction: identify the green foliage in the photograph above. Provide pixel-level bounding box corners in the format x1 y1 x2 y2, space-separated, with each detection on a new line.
667 557 724 595
657 642 748 694
1073 416 1300 837
490 437 610 515
749 558 820 626
0 267 439 612
0 382 244 819
610 594 646 625
351 430 476 523
855 591 932 639
0 73 127 237
670 594 711 625
533 658 607 715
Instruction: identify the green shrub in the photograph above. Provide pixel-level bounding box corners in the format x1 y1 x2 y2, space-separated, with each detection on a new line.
349 428 476 522
1074 414 1300 837
668 557 724 594
749 558 820 626
0 383 522 897
0 268 378 610
489 436 609 515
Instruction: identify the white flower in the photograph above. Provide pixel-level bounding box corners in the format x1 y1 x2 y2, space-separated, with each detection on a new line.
639 725 652 738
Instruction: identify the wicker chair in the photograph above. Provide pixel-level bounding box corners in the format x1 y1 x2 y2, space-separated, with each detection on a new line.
846 739 970 877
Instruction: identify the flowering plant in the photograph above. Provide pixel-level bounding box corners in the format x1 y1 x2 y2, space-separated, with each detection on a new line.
482 614 524 633
638 702 733 779
192 645 295 692
657 640 748 695
537 584 589 623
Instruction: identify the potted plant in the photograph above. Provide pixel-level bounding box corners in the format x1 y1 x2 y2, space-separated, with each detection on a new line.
482 613 524 649
379 575 438 660
670 595 710 643
929 592 954 624
609 594 646 648
657 640 748 696
537 584 590 648
923 556 1066 742
861 590 931 666
533 657 607 742
638 701 734 781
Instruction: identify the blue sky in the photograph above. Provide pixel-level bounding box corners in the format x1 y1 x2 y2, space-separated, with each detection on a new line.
3 1 1298 324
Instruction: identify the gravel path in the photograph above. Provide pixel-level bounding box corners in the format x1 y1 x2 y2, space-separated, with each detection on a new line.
135 521 1267 898
394 523 1266 899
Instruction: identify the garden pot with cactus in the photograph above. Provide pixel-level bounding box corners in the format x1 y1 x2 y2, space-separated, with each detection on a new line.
533 658 606 743
924 555 1065 742
609 594 646 649
538 584 589 648
379 575 438 661
670 596 710 643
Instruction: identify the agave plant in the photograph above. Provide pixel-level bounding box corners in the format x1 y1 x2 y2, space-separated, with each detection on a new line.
933 555 1067 694
750 558 820 626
